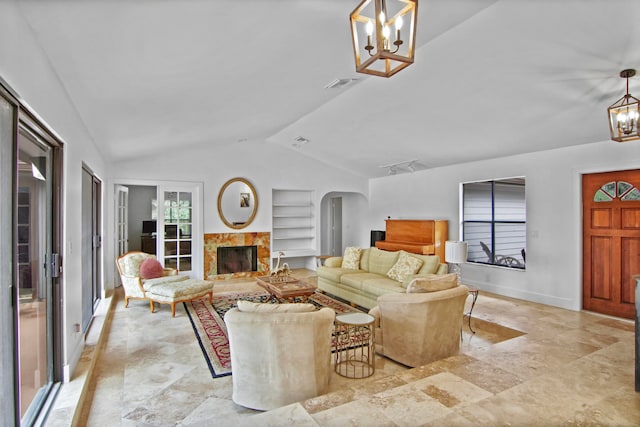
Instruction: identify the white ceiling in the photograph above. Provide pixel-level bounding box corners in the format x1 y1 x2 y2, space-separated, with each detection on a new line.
17 0 640 177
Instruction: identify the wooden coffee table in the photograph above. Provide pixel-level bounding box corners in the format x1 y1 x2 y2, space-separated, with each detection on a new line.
256 275 317 303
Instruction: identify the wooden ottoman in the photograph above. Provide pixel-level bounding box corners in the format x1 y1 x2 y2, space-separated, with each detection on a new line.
147 279 214 317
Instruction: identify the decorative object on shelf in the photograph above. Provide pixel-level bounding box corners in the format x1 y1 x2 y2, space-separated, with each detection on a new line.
270 251 291 280
608 69 640 142
217 177 258 229
445 240 468 285
349 0 417 77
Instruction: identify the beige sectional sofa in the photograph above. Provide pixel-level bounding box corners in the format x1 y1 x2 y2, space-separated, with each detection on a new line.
317 246 448 309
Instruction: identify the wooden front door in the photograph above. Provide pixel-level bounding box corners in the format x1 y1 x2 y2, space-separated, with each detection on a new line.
582 170 640 319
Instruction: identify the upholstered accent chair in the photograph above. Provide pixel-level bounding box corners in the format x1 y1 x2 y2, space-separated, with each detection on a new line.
116 251 213 317
224 301 335 411
368 284 469 367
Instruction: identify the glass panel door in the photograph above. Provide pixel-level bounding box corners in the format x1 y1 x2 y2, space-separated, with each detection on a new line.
17 125 54 422
162 190 193 273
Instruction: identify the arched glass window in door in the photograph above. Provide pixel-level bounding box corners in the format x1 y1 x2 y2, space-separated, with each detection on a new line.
593 181 640 201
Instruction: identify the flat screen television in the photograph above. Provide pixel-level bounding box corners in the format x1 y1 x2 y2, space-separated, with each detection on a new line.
142 220 156 234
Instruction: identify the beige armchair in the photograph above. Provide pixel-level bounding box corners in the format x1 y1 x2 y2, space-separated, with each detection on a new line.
224 301 335 411
368 284 469 367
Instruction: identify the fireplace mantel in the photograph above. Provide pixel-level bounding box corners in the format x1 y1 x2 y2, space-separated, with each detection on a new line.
203 232 270 280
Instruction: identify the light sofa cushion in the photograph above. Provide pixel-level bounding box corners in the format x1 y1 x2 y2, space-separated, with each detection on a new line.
367 247 400 275
340 272 385 291
406 273 458 293
386 252 424 282
359 247 371 271
361 277 406 297
317 266 362 283
142 274 189 291
237 300 316 313
341 247 362 269
324 257 343 268
147 278 213 298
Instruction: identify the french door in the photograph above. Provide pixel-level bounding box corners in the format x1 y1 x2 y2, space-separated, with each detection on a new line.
114 185 129 286
156 183 203 278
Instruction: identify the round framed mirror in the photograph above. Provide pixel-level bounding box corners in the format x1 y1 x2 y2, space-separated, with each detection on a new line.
217 177 258 229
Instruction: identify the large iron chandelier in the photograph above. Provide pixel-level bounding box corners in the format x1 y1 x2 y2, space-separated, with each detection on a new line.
350 0 417 78
608 69 640 142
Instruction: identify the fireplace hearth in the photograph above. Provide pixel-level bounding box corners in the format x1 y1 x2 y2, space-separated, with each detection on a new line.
217 245 258 274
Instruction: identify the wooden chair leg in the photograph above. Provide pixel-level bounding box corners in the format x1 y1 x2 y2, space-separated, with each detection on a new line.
171 302 176 318
208 291 213 304
125 297 129 308
150 300 155 313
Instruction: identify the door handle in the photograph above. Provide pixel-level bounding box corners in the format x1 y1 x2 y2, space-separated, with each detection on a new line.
50 253 61 278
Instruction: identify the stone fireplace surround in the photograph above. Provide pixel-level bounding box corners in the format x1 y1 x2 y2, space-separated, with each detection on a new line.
204 232 270 280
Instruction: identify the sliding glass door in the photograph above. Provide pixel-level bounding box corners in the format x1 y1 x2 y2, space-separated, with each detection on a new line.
16 123 56 423
0 84 18 426
0 80 62 426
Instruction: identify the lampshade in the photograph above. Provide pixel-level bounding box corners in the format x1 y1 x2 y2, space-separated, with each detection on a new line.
349 0 417 78
608 69 640 143
445 241 468 264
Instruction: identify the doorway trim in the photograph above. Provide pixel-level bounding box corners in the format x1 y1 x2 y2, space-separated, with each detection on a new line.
574 161 640 314
108 178 204 288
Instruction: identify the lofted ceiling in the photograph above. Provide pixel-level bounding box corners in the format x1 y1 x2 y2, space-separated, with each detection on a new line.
16 0 640 177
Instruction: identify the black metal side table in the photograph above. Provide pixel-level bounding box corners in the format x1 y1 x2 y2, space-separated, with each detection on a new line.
464 286 479 334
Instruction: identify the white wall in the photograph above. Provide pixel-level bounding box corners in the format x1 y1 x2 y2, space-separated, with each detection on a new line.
106 140 369 287
0 2 108 381
368 140 640 310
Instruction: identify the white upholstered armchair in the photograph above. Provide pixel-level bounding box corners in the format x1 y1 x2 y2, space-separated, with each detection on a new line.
368 284 469 367
224 301 335 411
116 251 183 308
116 251 214 317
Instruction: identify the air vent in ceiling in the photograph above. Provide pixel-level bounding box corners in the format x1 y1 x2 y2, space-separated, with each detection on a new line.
324 78 358 89
292 136 310 148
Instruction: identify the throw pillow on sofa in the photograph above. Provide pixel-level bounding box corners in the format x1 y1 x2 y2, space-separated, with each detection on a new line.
387 252 424 282
406 273 458 293
341 247 362 269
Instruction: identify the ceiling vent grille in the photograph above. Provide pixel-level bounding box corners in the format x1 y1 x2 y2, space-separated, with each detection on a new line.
292 136 310 148
325 78 358 89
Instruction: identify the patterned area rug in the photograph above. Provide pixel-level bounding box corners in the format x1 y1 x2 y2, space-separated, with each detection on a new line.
184 290 363 378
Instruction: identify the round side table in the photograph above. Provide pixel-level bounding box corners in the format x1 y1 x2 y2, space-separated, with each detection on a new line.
334 312 375 379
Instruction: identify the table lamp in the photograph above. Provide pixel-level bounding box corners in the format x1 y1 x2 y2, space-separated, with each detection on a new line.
445 241 468 285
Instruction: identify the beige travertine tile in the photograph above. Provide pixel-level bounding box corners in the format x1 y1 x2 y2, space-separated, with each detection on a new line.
239 403 318 427
311 399 396 427
48 270 638 427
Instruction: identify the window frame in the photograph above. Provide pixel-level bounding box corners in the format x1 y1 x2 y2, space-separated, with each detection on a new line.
462 177 526 270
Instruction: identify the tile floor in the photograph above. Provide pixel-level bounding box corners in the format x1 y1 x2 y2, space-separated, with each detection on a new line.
48 271 639 426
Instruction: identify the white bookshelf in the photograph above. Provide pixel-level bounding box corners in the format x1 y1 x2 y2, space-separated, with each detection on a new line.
271 189 316 269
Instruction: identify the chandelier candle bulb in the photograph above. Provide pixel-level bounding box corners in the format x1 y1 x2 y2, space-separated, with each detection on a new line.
395 15 403 42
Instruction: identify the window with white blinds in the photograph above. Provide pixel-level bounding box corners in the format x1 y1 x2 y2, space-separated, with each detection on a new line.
463 178 526 269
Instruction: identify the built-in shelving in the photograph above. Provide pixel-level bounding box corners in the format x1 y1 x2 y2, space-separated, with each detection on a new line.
271 189 316 269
